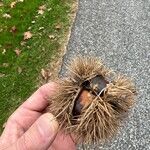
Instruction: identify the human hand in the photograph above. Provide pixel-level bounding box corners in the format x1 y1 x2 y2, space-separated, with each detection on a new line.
0 82 76 150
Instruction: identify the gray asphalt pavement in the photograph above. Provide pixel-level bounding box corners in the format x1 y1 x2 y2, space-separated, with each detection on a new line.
60 0 150 149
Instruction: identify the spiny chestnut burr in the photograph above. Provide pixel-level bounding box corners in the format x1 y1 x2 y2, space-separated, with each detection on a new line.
49 57 136 144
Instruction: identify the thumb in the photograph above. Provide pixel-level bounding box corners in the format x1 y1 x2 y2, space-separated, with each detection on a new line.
11 113 59 150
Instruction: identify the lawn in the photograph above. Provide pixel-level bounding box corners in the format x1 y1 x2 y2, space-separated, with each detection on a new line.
0 0 75 133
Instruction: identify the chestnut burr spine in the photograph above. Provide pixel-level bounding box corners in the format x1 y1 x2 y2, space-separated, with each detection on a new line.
49 56 136 144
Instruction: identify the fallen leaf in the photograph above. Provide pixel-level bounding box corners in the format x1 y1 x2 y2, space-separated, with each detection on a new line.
41 69 51 80
14 48 21 56
2 63 9 67
48 35 55 39
3 13 11 19
55 24 61 30
39 5 46 10
10 1 17 8
38 9 44 15
17 67 22 74
23 31 32 40
0 73 5 78
10 26 17 33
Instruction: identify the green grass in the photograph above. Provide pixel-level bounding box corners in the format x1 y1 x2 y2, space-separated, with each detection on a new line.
0 0 73 132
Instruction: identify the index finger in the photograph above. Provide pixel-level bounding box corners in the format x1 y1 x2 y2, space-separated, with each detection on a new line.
9 82 57 129
21 82 57 111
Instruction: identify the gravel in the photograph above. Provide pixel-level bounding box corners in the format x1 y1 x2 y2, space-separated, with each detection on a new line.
60 0 150 149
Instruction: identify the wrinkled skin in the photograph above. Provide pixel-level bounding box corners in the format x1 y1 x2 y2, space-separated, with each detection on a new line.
0 82 76 150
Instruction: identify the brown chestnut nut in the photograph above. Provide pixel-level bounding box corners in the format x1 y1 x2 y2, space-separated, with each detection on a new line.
73 75 109 117
72 90 93 117
82 75 109 96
